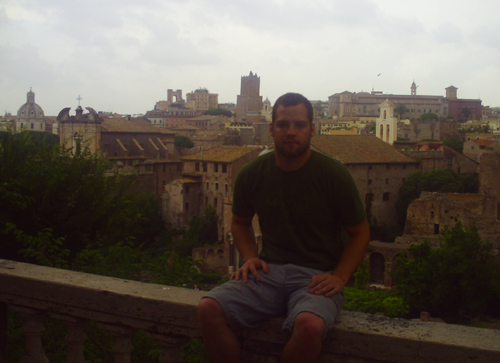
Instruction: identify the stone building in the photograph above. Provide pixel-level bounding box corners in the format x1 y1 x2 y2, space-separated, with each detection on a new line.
145 108 198 129
191 129 228 151
401 143 478 174
463 139 497 162
236 71 263 123
311 135 420 227
162 146 263 235
58 107 181 199
328 83 482 121
186 88 218 112
16 89 46 132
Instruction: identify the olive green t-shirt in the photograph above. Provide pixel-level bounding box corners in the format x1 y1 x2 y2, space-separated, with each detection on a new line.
232 150 366 271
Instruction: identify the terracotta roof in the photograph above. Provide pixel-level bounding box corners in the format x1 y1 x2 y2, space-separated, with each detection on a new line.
311 135 418 164
101 117 174 134
182 146 262 162
176 178 200 184
471 139 496 146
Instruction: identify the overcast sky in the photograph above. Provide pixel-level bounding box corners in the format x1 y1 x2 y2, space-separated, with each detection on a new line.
1 0 499 116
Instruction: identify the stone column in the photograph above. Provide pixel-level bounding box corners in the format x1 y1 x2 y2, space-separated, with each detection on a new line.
14 308 49 363
98 323 134 363
51 314 87 363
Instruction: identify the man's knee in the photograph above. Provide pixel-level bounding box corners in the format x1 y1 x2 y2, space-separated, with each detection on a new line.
198 297 226 326
293 312 326 340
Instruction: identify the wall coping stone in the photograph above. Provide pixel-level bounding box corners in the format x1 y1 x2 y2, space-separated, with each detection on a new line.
1 259 499 362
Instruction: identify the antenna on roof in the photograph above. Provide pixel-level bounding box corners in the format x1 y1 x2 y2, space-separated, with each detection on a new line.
77 95 82 106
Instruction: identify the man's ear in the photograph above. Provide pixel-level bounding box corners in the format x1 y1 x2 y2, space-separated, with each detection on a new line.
311 122 316 135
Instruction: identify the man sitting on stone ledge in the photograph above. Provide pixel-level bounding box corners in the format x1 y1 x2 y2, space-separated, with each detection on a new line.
198 92 370 363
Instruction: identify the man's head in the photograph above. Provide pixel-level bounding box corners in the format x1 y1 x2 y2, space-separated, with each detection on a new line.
272 93 313 124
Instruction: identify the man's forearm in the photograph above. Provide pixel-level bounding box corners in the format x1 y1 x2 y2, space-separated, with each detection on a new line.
332 220 370 284
231 216 259 262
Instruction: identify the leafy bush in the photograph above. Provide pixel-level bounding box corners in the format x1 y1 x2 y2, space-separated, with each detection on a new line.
392 222 500 321
343 287 409 318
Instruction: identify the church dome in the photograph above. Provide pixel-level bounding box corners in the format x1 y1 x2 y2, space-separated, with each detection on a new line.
17 89 45 122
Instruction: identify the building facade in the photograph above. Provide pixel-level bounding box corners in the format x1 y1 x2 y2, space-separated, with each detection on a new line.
186 88 218 112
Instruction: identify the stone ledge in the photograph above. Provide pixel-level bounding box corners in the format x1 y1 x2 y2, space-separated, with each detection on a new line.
1 259 499 362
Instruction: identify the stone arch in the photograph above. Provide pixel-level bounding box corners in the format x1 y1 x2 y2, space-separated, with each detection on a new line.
369 252 385 284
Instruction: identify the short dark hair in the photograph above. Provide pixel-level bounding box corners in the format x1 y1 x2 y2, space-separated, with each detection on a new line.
272 93 313 123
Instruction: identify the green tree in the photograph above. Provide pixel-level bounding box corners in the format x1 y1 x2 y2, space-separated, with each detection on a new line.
395 169 478 227
202 108 232 117
443 138 464 153
394 104 407 119
462 106 471 121
174 135 194 155
0 131 162 263
420 112 439 120
392 222 500 321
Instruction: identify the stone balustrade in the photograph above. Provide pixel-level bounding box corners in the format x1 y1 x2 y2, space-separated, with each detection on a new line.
1 259 500 363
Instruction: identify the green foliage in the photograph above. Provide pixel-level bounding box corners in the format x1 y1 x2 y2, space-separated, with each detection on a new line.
420 112 439 120
170 206 220 257
354 261 370 290
202 108 232 117
395 169 478 227
394 104 407 119
0 130 163 263
446 114 456 120
443 138 464 153
462 106 471 120
174 135 194 150
6 223 70 268
146 251 203 288
343 287 409 318
392 222 500 321
181 338 210 363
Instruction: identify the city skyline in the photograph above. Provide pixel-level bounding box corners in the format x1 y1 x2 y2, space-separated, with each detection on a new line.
1 0 499 116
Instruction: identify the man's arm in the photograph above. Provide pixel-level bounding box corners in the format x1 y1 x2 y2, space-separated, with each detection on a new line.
231 214 269 283
308 219 370 297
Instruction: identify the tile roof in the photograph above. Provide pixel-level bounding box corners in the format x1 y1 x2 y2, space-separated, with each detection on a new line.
311 135 418 164
182 146 262 162
471 139 496 146
101 117 174 134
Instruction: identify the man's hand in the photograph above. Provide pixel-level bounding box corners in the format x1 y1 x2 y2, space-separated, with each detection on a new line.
231 258 269 283
308 273 344 297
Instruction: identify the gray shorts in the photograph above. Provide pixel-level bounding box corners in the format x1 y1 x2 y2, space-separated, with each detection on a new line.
202 263 344 337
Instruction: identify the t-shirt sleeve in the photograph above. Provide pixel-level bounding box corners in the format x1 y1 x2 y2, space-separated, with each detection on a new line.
231 163 256 218
331 163 367 227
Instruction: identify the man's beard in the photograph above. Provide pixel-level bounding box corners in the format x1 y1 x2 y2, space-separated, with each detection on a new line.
274 137 311 159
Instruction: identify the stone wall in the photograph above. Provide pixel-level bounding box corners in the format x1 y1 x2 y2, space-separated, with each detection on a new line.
1 259 499 363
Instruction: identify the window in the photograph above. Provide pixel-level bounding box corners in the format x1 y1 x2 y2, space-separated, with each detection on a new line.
203 162 207 172
222 164 227 173
365 193 374 204
195 162 200 172
434 224 440 234
206 182 209 189
185 202 189 211
214 163 219 172
30 123 34 129
215 183 219 190
214 198 218 208
383 192 390 201
385 178 389 185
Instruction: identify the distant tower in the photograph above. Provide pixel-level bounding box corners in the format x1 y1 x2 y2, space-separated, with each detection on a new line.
411 81 417 96
16 88 46 132
376 99 397 145
445 85 458 99
236 71 263 123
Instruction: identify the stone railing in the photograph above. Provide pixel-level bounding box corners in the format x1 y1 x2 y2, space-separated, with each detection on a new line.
1 259 500 363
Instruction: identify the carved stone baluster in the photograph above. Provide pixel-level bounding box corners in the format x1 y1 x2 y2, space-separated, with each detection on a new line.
97 323 134 363
16 309 49 363
51 314 87 363
144 332 187 363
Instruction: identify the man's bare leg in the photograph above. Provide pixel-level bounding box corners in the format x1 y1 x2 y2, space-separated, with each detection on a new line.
280 312 325 363
198 297 240 363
